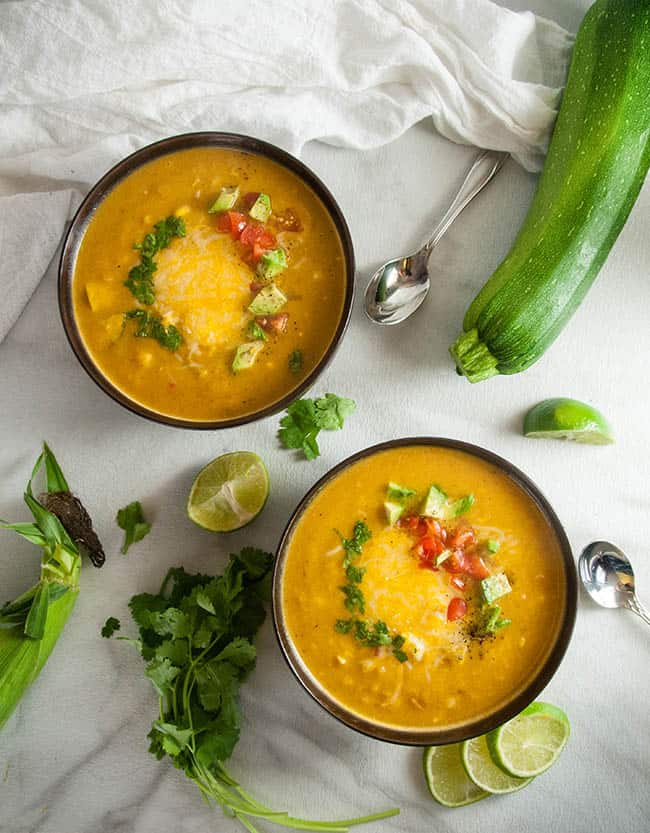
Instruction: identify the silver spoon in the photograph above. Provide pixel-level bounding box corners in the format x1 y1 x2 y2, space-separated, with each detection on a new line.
364 149 509 325
579 541 650 625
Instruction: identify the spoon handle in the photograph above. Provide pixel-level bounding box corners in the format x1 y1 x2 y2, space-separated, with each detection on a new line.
423 149 509 254
628 595 650 626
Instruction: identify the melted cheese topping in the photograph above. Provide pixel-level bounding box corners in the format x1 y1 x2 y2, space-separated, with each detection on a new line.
154 225 250 358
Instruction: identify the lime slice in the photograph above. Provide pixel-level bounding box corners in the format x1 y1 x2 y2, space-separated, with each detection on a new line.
423 744 489 807
461 735 533 794
523 398 613 444
486 702 570 779
187 452 269 532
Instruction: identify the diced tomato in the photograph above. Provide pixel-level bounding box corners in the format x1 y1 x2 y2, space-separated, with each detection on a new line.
399 515 420 531
272 207 302 231
256 313 289 334
464 553 490 580
216 213 231 232
412 542 425 559
250 280 266 294
441 549 468 574
239 224 277 261
422 518 443 538
420 536 438 554
450 577 465 591
218 211 247 238
239 224 259 246
447 597 467 621
242 191 260 210
447 526 477 550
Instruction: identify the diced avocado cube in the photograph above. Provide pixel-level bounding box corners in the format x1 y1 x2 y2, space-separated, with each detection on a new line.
208 186 239 213
257 248 287 281
421 484 474 519
384 500 405 526
232 341 264 373
448 493 474 518
387 482 416 501
248 283 288 315
248 192 272 222
486 539 500 553
481 573 512 605
421 484 448 518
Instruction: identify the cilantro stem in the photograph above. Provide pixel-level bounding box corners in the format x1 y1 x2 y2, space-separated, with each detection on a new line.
235 815 263 833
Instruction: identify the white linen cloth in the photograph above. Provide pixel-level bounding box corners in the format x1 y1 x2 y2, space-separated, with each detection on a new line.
0 0 573 345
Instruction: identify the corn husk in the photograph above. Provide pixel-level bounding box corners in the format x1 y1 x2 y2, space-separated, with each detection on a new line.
0 445 86 730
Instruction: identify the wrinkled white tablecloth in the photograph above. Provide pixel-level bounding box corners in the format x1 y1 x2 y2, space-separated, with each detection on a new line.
0 0 573 345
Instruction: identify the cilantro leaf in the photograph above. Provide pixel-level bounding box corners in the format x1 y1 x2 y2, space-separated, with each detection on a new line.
124 309 182 351
148 607 193 639
278 393 356 460
116 500 151 555
145 657 181 697
313 393 356 431
101 616 121 638
341 583 365 614
288 349 303 374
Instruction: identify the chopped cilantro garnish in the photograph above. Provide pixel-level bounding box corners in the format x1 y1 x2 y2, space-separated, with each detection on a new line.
341 583 365 614
116 500 151 555
288 349 303 374
339 520 372 567
333 520 406 662
278 393 356 460
345 564 366 584
101 616 121 638
125 309 182 351
125 216 186 304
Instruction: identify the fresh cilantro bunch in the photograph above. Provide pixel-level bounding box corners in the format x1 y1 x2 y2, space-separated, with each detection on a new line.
278 393 356 460
105 548 398 832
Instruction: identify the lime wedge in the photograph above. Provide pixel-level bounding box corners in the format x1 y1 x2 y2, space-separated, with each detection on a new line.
187 452 269 532
461 735 533 794
523 398 613 444
486 702 570 779
423 744 489 807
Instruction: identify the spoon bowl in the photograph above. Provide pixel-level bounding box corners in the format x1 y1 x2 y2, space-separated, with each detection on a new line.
579 540 650 625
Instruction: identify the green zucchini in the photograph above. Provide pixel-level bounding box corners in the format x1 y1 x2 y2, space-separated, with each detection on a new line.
450 0 650 382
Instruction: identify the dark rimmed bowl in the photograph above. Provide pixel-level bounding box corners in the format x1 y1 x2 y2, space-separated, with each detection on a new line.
58 132 355 429
273 437 577 746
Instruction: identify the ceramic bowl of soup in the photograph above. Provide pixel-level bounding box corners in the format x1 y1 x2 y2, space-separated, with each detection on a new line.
273 438 577 745
58 132 354 428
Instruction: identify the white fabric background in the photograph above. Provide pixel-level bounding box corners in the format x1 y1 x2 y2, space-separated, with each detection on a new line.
0 0 574 345
1 2 650 833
